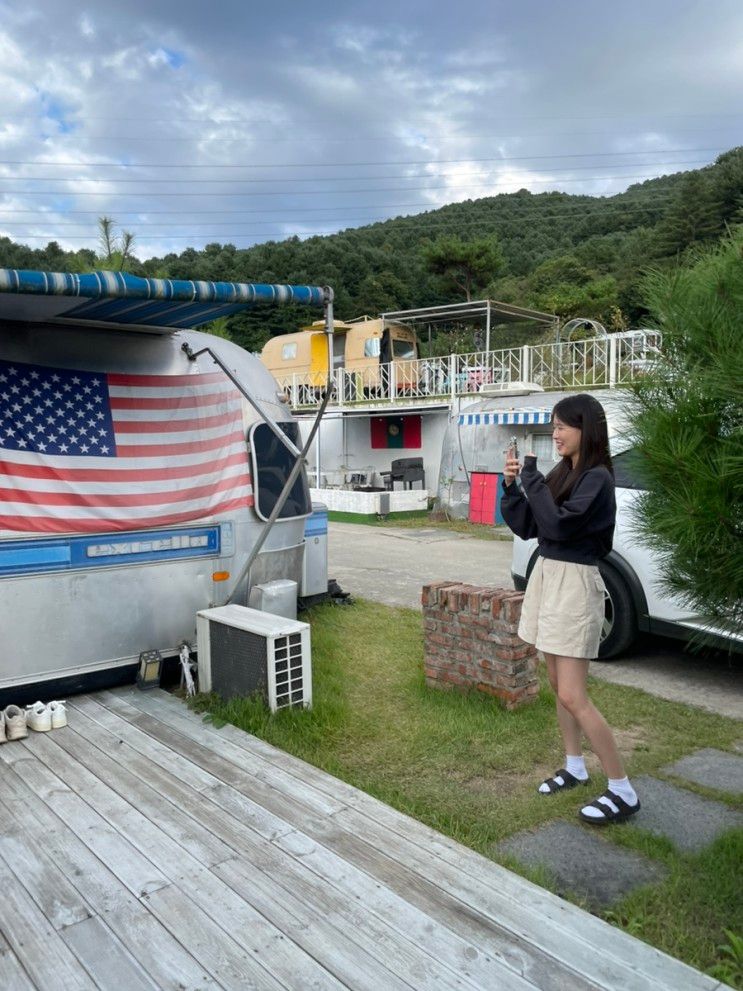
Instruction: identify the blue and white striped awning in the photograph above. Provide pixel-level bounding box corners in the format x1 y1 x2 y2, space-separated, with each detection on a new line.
459 409 551 426
0 269 326 333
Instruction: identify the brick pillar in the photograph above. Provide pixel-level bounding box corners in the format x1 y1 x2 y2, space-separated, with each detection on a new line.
422 581 539 710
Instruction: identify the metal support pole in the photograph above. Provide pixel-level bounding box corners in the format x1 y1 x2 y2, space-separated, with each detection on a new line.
608 334 618 387
181 342 301 458
485 301 491 354
449 352 456 402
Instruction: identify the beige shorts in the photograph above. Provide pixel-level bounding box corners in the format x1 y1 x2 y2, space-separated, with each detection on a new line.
518 556 607 659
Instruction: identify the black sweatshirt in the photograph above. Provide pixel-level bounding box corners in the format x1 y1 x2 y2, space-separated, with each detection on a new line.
500 455 616 564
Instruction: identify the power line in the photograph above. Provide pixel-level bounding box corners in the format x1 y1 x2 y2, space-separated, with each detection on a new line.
0 158 715 186
7 110 743 124
0 147 730 171
0 198 680 230
0 170 704 198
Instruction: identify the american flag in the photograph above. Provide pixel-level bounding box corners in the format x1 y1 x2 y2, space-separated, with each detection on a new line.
0 359 254 534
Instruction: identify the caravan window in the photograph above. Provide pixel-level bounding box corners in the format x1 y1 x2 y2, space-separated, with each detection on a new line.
392 338 416 360
332 334 346 370
249 421 311 522
364 337 380 358
281 342 297 360
528 431 558 466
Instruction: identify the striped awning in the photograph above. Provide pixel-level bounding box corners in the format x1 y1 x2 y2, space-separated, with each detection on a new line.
459 409 551 426
0 269 326 333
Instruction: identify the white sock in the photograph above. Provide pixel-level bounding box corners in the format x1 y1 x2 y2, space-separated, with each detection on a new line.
581 777 638 819
538 755 588 793
565 755 588 780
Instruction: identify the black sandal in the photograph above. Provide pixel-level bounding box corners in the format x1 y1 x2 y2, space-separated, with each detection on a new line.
579 789 641 825
539 769 590 794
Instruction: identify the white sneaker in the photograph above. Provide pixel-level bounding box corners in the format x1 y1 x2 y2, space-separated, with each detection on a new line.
25 701 53 733
0 709 6 744
48 700 67 729
4 705 28 740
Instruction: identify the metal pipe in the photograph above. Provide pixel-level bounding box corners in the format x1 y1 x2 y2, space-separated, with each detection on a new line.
182 341 302 459
226 377 334 604
226 285 335 604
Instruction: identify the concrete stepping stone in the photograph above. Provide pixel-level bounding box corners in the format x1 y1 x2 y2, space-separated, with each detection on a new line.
662 748 743 796
628 775 743 852
497 820 667 910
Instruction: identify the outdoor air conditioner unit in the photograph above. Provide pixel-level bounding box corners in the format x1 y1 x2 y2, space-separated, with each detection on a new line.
196 604 312 712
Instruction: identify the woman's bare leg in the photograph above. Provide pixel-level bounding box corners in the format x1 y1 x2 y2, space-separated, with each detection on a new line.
554 655 625 779
543 651 582 756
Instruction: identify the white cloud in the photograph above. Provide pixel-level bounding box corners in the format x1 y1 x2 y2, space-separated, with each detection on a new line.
0 1 738 259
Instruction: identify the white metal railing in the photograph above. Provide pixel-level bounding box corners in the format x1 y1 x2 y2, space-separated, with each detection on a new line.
274 330 663 409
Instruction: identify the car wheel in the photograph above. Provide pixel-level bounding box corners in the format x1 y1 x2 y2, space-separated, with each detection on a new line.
596 563 637 659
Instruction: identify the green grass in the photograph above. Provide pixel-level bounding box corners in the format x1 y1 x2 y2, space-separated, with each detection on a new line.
188 598 743 984
328 509 513 540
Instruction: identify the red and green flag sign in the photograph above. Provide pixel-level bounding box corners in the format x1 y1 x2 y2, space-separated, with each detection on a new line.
370 415 421 449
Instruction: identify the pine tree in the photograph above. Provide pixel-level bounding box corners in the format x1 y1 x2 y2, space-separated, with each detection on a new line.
626 230 743 638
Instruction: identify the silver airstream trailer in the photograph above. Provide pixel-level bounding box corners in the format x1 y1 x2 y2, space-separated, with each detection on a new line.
0 268 331 703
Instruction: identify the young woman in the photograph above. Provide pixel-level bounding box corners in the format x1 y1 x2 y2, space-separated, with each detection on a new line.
500 393 641 825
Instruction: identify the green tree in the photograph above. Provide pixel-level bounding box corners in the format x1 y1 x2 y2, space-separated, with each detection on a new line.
97 216 135 270
421 235 504 301
626 230 743 636
654 172 720 256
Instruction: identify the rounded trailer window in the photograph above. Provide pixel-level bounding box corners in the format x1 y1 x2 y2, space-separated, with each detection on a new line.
249 421 311 522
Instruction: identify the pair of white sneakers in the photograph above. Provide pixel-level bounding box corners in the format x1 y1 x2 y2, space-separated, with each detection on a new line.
0 701 67 742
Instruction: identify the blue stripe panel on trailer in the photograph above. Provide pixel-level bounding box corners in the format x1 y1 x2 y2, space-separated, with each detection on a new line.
304 509 328 536
0 524 222 577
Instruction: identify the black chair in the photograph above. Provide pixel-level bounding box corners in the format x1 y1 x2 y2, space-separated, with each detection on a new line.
381 457 425 491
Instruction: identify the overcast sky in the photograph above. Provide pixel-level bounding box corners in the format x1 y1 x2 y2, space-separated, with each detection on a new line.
1 0 741 260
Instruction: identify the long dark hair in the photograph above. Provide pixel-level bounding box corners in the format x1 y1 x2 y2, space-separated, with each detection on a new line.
546 393 613 504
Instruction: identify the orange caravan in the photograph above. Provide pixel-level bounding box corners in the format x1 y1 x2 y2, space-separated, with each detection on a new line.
260 316 418 393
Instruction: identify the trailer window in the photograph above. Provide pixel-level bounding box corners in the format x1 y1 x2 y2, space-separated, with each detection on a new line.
332 334 346 369
282 342 297 360
392 338 416 360
249 421 311 522
364 338 380 358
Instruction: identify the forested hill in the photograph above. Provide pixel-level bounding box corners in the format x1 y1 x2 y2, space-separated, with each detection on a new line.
1 148 741 352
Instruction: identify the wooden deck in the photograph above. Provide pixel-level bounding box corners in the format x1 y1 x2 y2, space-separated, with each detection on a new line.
0 688 722 991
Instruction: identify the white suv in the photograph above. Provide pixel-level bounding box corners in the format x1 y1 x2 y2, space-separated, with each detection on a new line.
510 449 742 659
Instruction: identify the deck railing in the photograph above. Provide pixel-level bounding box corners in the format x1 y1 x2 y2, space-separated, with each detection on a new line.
275 330 662 410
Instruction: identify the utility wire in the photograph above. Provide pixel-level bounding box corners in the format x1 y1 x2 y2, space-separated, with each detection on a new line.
0 171 709 197
0 159 714 185
0 147 729 170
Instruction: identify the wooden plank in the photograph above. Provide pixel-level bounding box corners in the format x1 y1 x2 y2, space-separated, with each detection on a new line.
71 694 219 793
0 749 217 990
215 855 516 991
0 855 96 991
127 690 719 991
100 690 345 817
21 729 348 991
93 696 331 839
63 705 469 991
109 694 599 989
0 745 169 900
76 700 543 989
0 817 93 932
278 828 572 991
0 931 36 991
60 916 160 991
48 723 235 868
141 883 290 991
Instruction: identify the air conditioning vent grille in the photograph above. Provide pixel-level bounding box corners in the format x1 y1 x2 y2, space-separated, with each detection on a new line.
196 605 312 713
273 632 305 708
208 622 267 699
